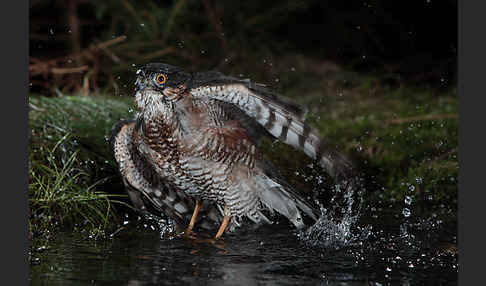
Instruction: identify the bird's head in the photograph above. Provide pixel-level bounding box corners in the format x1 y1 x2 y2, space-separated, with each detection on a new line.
134 63 192 110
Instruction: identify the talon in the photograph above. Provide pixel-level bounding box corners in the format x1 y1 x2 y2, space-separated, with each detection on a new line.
184 229 194 237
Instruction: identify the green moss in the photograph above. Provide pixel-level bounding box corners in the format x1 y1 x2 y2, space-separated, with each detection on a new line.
281 73 457 209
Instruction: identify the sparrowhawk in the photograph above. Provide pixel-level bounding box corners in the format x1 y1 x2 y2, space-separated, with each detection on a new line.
111 63 357 238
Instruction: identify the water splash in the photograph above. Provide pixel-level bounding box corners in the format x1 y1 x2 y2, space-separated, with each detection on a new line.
299 175 368 249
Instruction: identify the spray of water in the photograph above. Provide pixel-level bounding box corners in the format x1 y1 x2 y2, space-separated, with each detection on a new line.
298 174 369 249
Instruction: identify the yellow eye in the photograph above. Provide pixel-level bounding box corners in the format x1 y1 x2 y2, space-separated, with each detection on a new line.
155 73 167 85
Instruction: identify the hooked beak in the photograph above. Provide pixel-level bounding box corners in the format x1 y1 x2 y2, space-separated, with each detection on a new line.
134 77 145 92
134 68 147 92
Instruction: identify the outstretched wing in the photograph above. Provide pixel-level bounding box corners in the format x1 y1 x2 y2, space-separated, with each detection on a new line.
189 71 356 181
110 120 222 229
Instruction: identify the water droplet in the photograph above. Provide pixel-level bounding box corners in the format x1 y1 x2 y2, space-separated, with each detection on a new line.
402 208 411 217
415 177 423 184
140 23 145 27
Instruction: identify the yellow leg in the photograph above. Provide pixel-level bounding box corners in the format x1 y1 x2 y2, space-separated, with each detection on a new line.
186 200 201 233
215 215 231 239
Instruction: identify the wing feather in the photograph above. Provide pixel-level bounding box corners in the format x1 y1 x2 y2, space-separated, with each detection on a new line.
110 120 222 228
189 74 356 181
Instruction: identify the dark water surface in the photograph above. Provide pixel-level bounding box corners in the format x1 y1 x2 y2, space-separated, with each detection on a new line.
29 207 457 286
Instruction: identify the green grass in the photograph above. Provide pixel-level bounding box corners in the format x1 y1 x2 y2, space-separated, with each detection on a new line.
29 133 127 240
29 95 135 242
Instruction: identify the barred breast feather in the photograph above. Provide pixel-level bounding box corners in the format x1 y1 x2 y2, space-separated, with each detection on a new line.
110 120 222 229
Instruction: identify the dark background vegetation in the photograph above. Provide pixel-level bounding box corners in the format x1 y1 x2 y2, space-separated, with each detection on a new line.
29 0 457 96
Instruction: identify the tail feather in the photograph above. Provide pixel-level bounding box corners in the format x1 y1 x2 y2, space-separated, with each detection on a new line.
257 175 319 229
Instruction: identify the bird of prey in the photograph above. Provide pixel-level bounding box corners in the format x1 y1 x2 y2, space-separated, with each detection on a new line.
111 63 357 238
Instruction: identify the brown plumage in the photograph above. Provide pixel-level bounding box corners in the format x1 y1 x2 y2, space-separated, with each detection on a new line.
111 119 222 231
112 63 358 237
